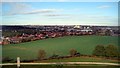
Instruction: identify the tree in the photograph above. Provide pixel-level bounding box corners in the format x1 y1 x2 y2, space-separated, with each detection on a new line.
105 45 119 58
38 49 46 60
93 45 105 57
70 49 77 56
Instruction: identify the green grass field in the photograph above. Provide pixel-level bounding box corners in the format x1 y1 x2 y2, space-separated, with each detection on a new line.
36 57 119 63
2 36 119 60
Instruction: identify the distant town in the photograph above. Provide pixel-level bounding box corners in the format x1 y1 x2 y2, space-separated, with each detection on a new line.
0 25 120 45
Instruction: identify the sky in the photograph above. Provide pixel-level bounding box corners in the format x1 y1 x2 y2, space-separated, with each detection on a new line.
1 2 118 26
1 0 120 2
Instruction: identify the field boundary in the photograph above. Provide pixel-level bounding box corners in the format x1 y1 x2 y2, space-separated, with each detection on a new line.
1 57 120 68
0 62 120 67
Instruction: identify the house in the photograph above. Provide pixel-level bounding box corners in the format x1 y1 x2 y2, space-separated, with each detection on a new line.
10 37 22 44
0 41 3 45
2 39 10 45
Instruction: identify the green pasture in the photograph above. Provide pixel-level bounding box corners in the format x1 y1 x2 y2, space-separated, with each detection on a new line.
36 57 119 63
2 36 119 60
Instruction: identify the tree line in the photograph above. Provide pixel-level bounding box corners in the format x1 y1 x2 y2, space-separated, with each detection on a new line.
38 45 119 61
93 45 120 59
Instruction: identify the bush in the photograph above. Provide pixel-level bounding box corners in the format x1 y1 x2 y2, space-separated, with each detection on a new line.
105 45 119 58
70 49 77 56
38 49 46 60
93 45 119 59
2 57 14 63
93 45 105 57
49 54 59 59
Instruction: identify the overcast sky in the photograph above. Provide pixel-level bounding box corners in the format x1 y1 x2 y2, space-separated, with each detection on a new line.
1 2 118 26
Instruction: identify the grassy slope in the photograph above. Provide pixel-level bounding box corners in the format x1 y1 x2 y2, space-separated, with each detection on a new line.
3 36 119 60
36 57 119 63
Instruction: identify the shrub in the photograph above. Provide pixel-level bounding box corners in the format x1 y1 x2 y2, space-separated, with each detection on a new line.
70 49 77 56
105 45 119 58
93 45 105 57
38 49 46 60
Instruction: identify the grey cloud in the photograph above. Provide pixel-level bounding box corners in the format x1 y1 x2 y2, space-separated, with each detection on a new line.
2 2 62 16
44 14 71 17
44 14 65 17
22 9 60 15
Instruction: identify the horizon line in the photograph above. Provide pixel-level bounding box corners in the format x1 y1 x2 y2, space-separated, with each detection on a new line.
1 24 119 27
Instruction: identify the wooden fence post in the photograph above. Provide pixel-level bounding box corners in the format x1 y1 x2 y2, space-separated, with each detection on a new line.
17 57 20 68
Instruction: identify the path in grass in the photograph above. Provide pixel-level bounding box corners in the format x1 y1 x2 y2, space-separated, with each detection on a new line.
1 62 120 66
2 65 119 68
